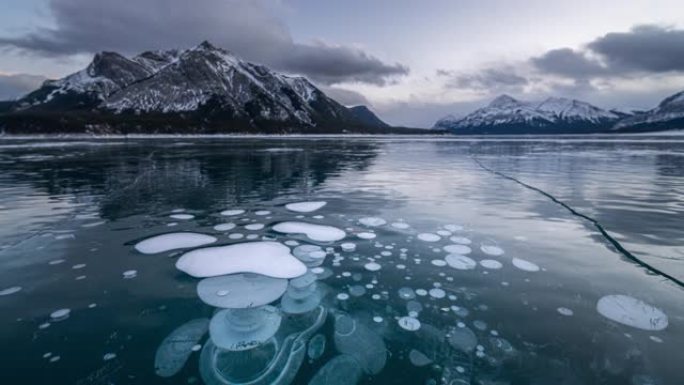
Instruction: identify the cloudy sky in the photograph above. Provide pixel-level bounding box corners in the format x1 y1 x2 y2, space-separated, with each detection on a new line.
1 0 683 127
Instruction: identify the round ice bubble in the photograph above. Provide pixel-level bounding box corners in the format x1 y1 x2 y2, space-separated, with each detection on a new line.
445 254 477 270
481 244 504 256
170 214 194 220
285 201 327 213
134 232 217 254
213 223 236 231
0 286 22 296
357 232 376 240
220 209 245 216
309 354 362 385
450 236 472 245
273 222 346 242
417 233 441 242
398 316 421 331
197 273 288 309
596 295 668 331
364 262 381 272
209 306 282 351
176 241 307 279
512 258 540 272
359 217 386 227
480 259 503 269
334 314 387 375
443 244 472 255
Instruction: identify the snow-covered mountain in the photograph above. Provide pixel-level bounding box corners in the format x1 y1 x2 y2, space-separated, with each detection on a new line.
348 105 389 128
435 95 624 134
4 41 393 134
614 90 684 132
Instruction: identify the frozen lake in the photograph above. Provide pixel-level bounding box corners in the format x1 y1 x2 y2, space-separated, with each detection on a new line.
0 135 682 384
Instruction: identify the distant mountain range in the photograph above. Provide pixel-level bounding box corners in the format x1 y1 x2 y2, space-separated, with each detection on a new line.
435 93 684 134
0 41 400 135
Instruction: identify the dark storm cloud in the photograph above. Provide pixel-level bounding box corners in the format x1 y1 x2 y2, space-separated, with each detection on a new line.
531 25 684 79
0 0 408 85
531 48 606 78
588 25 684 73
319 86 370 106
0 73 46 100
438 67 528 92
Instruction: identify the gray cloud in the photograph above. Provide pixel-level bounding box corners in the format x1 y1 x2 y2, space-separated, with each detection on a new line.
531 48 606 78
0 73 47 100
438 67 528 93
588 25 684 73
319 86 370 106
0 0 407 85
532 25 684 79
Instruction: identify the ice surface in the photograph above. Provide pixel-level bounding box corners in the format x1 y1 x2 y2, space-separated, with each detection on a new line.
445 254 477 270
155 318 209 378
197 273 288 308
596 295 668 331
512 258 540 272
285 201 327 213
334 314 387 374
134 232 217 254
409 349 432 367
443 244 472 254
417 233 441 242
391 222 410 229
309 354 362 385
176 241 307 278
220 209 245 216
209 306 282 351
359 217 386 227
273 222 346 242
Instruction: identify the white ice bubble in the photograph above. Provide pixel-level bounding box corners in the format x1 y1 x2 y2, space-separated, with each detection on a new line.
213 223 236 231
373 316 384 323
364 262 381 272
429 288 446 299
398 316 421 331
134 232 217 254
415 289 428 296
273 222 346 242
220 209 245 216
197 273 288 309
50 308 71 321
170 214 194 220
254 210 271 216
176 241 307 279
359 217 386 227
450 236 472 245
337 293 350 301
596 295 668 331
209 306 281 351
444 224 463 232
445 254 477 270
512 258 540 272
123 270 137 279
341 242 356 252
443 244 472 255
285 201 327 213
391 222 410 229
481 245 504 256
103 353 117 361
228 233 244 240
245 223 265 231
409 350 432 367
417 233 441 242
357 232 376 240
431 259 447 267
480 259 503 269
557 307 574 316
0 286 22 296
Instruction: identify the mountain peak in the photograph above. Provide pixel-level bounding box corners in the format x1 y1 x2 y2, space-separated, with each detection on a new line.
488 94 522 108
196 40 219 51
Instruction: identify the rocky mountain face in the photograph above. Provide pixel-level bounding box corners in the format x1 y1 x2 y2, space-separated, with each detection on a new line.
614 90 684 132
435 95 624 134
1 41 398 134
348 105 389 128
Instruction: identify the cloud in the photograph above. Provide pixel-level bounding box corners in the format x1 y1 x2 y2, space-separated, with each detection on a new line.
319 86 370 106
532 25 684 79
531 48 606 78
588 25 684 73
0 73 47 100
0 0 407 85
438 66 528 93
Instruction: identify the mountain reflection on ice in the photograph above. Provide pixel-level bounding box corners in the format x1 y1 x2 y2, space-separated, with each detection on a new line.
0 137 682 385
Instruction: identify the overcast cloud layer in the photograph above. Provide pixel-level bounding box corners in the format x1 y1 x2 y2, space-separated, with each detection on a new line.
0 0 408 86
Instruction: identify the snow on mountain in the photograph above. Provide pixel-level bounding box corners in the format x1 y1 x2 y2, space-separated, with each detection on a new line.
615 90 684 130
436 94 622 134
14 41 360 129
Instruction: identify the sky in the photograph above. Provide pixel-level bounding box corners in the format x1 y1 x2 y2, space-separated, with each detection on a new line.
1 0 683 127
